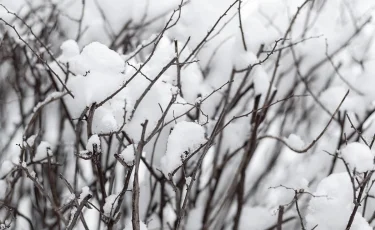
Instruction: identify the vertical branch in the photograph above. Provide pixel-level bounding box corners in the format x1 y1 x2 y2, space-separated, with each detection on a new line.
237 0 247 51
76 0 86 41
132 120 148 230
174 40 183 97
277 205 284 230
295 194 306 230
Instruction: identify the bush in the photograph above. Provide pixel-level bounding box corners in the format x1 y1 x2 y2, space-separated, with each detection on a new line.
0 0 375 229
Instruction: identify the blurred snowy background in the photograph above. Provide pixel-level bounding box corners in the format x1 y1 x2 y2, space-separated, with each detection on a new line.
1 0 375 229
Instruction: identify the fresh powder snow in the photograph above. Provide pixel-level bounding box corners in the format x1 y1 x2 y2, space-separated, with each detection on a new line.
341 142 374 173
160 121 206 176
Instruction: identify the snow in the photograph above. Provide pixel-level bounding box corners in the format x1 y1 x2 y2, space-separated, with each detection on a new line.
60 39 80 62
58 39 191 137
26 135 37 147
71 42 125 74
128 155 148 187
299 178 309 191
235 15 278 55
253 68 272 96
239 206 274 230
34 141 53 161
354 73 375 101
92 107 119 134
140 36 205 104
78 186 91 204
68 207 77 226
64 193 76 205
160 121 206 176
29 170 36 178
86 134 101 153
62 41 127 118
319 86 365 115
122 76 190 141
232 50 256 70
285 134 305 150
0 180 7 199
195 96 202 104
306 173 372 230
33 92 67 113
341 142 374 173
78 150 91 158
2 0 375 229
185 176 192 185
124 221 148 230
186 206 204 229
103 194 119 217
0 160 13 178
119 144 136 166
21 161 27 168
170 86 179 95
